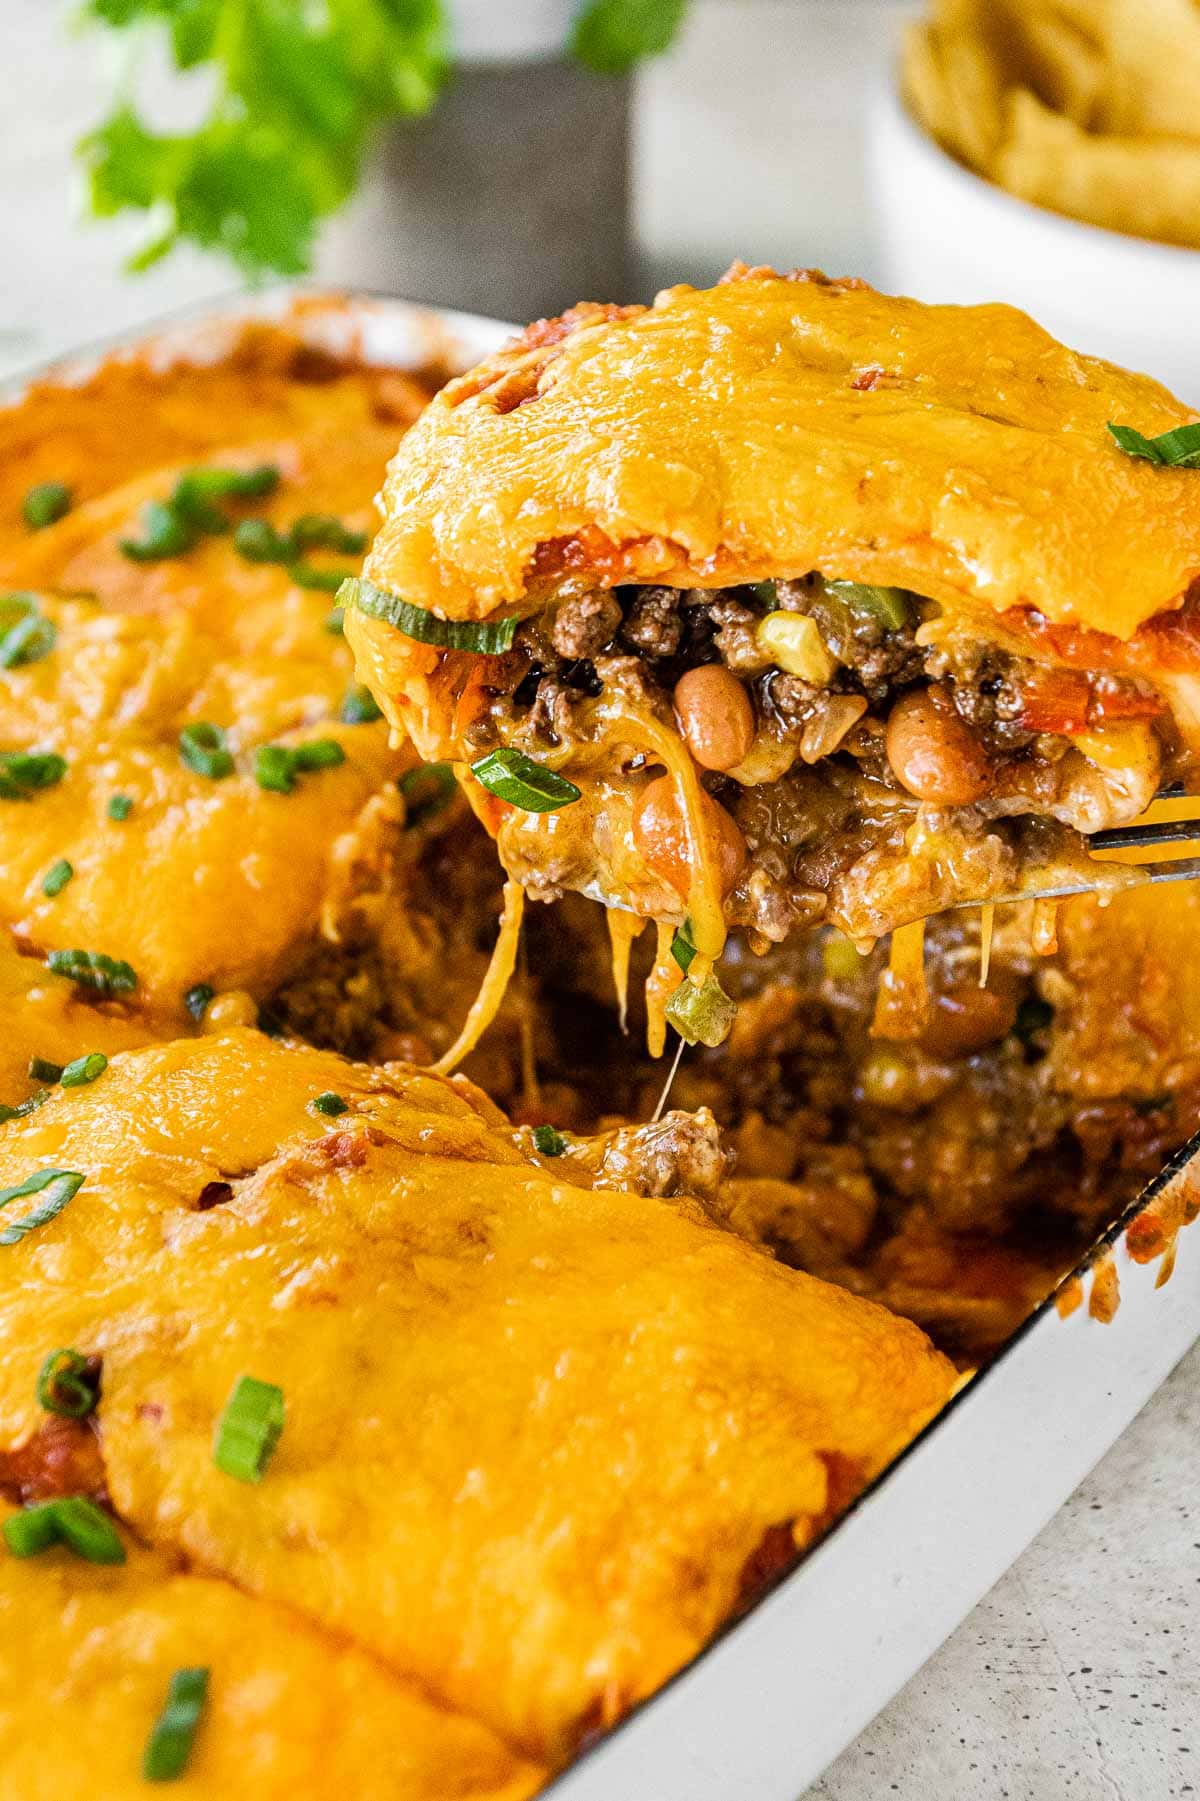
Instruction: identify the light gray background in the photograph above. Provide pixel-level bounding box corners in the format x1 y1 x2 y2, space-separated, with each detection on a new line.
3 4 1197 1796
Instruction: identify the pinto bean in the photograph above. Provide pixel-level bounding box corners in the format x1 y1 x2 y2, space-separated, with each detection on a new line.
674 665 755 771
886 685 992 805
918 980 1019 1060
632 774 747 898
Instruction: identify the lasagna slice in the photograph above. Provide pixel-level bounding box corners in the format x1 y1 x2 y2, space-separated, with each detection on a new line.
347 266 1200 1047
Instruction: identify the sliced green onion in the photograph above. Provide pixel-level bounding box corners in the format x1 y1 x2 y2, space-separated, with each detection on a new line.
28 1057 63 1085
0 1090 50 1124
253 744 296 794
184 983 214 1022
41 857 73 898
310 1091 348 1117
3 1503 62 1558
670 919 697 973
47 948 137 996
0 596 56 669
1108 420 1200 469
292 738 344 773
343 577 520 654
143 1666 210 1782
179 722 234 781
0 1168 85 1244
23 481 72 531
255 739 345 792
825 580 913 630
0 751 67 800
51 1496 125 1564
107 793 133 822
287 560 355 592
213 1375 285 1483
120 499 196 563
290 514 367 556
61 1052 107 1088
531 1124 566 1157
750 580 778 606
37 1348 98 1418
175 468 277 529
122 465 280 563
470 747 581 813
339 684 382 725
233 517 293 564
666 973 737 1048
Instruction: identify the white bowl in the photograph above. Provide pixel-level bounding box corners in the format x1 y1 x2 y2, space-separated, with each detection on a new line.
866 80 1200 406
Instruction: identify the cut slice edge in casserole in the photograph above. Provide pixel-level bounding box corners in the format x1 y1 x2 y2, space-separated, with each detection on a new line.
345 264 1200 1052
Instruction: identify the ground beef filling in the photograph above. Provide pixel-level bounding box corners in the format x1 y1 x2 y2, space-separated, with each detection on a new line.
462 579 1168 940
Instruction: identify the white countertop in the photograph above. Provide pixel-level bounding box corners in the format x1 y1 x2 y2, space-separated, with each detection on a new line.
3 4 1198 1796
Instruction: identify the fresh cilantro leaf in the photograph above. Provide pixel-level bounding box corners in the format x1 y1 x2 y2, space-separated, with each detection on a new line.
570 0 689 73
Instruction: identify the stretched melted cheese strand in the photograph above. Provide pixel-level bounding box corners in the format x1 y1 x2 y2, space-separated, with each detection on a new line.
613 705 728 966
430 880 526 1076
1031 898 1060 956
870 917 929 1040
978 903 995 988
606 908 645 1035
645 921 679 1060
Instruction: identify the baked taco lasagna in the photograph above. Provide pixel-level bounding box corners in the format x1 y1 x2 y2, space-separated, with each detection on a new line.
347 266 1200 1050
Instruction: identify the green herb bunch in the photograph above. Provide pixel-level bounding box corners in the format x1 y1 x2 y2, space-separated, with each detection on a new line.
78 0 689 280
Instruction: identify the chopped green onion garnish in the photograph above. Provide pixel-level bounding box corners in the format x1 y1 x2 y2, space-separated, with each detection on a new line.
1108 420 1200 469
120 499 196 563
41 858 73 898
665 973 737 1048
213 1375 285 1483
107 792 133 822
470 747 581 813
254 739 345 792
670 919 697 973
339 684 382 725
53 1495 126 1563
28 1057 63 1085
121 465 280 562
531 1124 567 1157
0 751 67 800
4 1496 125 1563
311 1091 348 1117
23 481 72 530
0 595 56 669
47 948 137 996
253 744 296 794
825 580 913 630
750 581 778 607
3 1504 61 1558
0 1090 50 1124
288 560 355 592
291 738 344 772
0 1168 85 1244
61 1052 107 1088
179 722 234 781
291 514 367 556
37 1348 98 1419
234 512 363 569
233 518 292 563
143 1667 210 1783
184 983 214 1022
343 577 520 654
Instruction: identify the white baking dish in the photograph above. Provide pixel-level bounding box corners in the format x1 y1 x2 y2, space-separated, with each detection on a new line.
12 288 1200 1799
